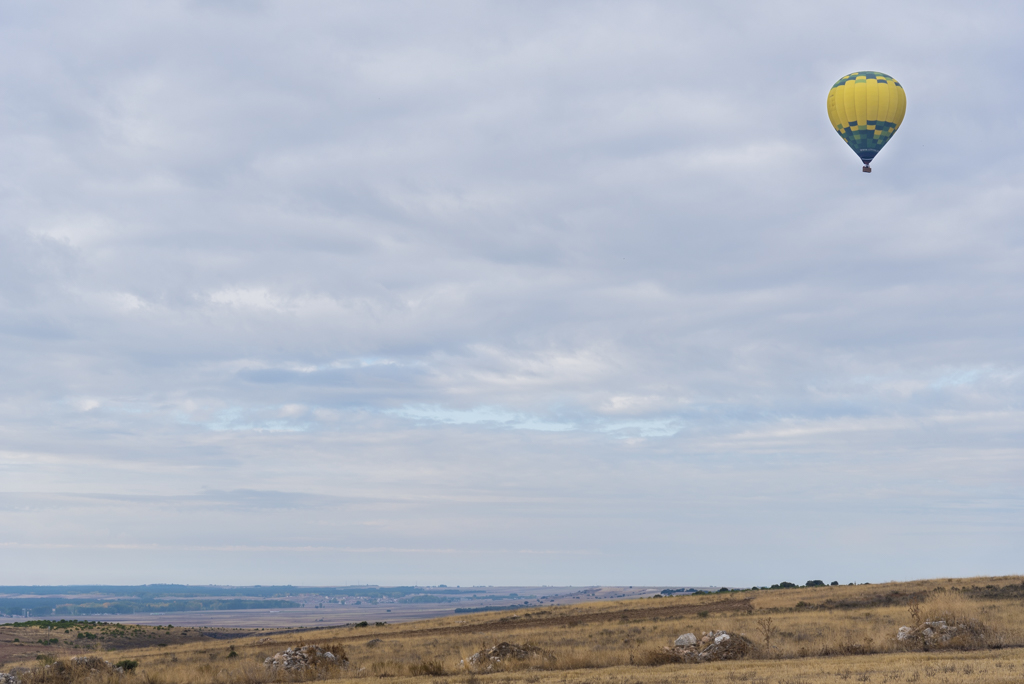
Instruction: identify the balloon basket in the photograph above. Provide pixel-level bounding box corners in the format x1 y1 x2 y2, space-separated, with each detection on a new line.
862 165 872 173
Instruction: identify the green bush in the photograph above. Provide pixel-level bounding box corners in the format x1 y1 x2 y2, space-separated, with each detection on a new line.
116 659 139 672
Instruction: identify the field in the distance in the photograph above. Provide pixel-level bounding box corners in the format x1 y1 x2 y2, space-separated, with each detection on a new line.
0 586 660 629
3 576 1023 683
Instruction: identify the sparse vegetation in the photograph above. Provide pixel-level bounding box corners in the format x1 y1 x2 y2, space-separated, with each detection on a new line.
1 576 1021 684
756 616 778 653
407 659 447 676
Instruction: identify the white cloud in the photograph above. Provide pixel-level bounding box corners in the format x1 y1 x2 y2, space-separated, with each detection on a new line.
0 0 1022 584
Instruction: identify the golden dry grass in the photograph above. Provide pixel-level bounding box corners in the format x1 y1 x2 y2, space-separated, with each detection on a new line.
4 575 1022 684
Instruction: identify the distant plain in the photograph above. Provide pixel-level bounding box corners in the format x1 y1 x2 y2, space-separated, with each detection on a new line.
2 576 1023 683
0 586 662 628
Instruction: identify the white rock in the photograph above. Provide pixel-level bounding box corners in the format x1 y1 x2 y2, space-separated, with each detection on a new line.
714 633 730 644
675 633 697 647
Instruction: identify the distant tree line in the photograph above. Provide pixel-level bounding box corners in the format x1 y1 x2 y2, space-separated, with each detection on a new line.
659 580 844 596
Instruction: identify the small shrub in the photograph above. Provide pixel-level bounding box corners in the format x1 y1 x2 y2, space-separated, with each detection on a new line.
370 660 403 677
408 660 447 676
23 656 116 684
756 617 779 653
116 659 139 672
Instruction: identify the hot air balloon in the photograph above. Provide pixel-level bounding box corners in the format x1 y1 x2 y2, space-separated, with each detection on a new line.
826 71 906 172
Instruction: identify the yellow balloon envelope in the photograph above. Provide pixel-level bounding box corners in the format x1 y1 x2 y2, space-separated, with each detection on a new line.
826 71 906 172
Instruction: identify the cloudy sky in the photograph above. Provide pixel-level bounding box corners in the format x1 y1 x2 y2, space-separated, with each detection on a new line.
2 1 1023 587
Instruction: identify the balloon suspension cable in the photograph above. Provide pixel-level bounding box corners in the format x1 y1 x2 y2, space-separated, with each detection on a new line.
862 164 872 173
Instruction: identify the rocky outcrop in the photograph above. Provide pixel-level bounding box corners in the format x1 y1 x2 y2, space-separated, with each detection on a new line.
0 672 19 684
663 630 753 662
461 642 551 671
264 644 345 671
896 620 983 648
675 633 697 647
70 657 116 670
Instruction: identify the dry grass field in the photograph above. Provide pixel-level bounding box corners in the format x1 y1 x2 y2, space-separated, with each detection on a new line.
3 576 1022 684
0 621 259 664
